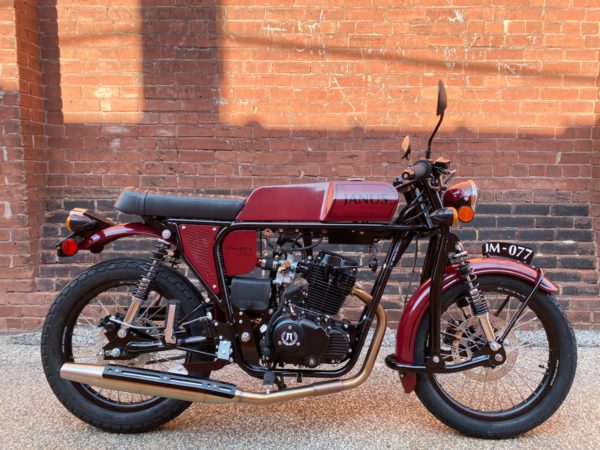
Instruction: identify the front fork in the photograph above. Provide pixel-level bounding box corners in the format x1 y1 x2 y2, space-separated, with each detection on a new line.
429 231 501 363
449 240 502 351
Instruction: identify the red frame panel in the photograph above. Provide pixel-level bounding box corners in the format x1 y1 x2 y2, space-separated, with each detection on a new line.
222 230 257 276
179 224 220 294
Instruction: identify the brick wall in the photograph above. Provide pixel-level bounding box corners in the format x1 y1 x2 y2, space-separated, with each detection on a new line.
0 0 49 329
1 0 599 329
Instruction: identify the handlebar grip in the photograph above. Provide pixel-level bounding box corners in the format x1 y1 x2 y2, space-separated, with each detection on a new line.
402 160 432 181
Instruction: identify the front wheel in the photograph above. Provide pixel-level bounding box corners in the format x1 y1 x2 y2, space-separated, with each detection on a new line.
414 275 577 439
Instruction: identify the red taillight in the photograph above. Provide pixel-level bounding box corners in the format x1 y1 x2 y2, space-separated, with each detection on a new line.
61 238 78 256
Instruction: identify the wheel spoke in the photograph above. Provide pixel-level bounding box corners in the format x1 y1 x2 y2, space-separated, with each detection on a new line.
78 315 97 328
510 316 539 332
494 295 511 317
498 376 517 409
94 296 112 317
137 294 164 323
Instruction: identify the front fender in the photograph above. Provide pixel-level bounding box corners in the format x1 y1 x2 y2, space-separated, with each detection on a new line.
396 257 558 394
79 222 162 252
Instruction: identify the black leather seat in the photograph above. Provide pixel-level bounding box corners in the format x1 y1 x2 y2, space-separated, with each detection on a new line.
115 188 246 220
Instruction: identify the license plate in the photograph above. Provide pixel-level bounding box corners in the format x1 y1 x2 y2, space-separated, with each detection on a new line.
482 242 535 264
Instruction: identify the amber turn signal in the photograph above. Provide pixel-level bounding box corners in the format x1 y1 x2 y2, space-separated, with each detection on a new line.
430 207 458 226
66 209 96 233
457 206 475 223
451 207 458 226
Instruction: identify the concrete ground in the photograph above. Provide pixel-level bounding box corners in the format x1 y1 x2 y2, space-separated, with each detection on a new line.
1 331 598 450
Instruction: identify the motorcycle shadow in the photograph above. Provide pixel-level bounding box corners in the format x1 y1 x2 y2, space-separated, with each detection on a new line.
175 358 436 437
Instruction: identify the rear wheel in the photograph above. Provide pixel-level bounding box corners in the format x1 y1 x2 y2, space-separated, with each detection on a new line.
41 258 211 433
414 275 577 439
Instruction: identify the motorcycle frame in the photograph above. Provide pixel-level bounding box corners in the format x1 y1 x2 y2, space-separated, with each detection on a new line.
67 170 470 380
164 216 444 381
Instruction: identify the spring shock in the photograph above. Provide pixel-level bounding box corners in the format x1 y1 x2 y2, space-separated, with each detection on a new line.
451 242 501 351
118 239 172 337
457 259 488 316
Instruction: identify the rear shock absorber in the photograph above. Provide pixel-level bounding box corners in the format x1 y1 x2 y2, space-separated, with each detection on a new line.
451 242 501 351
118 239 172 338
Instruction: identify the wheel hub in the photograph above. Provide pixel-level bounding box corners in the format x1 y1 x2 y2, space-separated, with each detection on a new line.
448 316 518 381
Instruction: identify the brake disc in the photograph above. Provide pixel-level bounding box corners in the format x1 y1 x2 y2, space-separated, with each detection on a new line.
448 316 518 382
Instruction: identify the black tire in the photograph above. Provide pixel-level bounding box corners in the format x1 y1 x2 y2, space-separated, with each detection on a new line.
414 275 577 439
41 258 209 433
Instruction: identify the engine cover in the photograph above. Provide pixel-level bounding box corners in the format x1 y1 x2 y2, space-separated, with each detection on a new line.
269 308 351 368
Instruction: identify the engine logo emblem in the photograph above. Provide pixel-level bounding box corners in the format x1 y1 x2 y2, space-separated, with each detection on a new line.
281 331 298 347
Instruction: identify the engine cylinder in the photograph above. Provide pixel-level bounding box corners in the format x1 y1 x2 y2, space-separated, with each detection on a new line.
305 251 357 316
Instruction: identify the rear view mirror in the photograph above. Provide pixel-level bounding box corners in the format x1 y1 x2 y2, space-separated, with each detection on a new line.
426 81 447 159
436 80 447 116
400 135 411 160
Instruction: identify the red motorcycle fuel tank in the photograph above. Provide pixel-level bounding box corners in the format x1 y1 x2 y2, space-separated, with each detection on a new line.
236 181 399 222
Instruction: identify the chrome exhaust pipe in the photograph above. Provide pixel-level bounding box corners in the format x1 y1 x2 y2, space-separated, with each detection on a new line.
60 287 386 405
60 363 237 404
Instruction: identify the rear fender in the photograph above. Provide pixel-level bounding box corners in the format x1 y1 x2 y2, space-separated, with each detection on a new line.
79 222 162 253
396 257 558 394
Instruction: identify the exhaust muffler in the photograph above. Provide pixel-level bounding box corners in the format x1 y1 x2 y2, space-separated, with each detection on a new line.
61 288 386 405
60 363 238 404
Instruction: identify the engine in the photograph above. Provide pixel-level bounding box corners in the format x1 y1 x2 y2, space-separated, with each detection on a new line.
305 251 357 316
263 250 358 368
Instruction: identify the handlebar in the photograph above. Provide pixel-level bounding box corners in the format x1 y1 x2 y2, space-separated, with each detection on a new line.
401 159 432 181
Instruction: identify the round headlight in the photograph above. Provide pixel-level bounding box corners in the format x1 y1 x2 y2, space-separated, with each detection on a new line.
443 180 477 223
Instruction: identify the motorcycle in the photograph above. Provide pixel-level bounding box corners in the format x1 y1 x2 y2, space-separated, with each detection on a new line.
41 82 576 438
